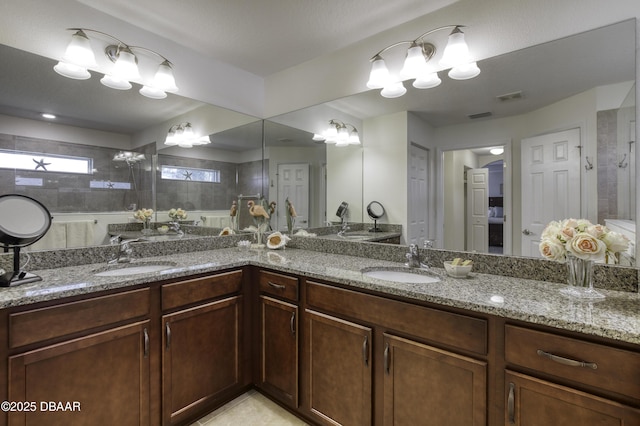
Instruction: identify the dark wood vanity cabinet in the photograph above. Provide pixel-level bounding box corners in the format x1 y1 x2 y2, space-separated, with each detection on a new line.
257 270 300 408
6 288 152 426
161 271 245 426
302 279 488 426
504 324 640 425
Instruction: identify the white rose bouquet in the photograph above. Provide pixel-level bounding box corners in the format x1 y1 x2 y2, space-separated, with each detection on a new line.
133 208 154 222
539 218 629 263
168 208 188 220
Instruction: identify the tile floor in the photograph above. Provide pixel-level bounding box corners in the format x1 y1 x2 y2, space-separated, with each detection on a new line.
191 390 309 425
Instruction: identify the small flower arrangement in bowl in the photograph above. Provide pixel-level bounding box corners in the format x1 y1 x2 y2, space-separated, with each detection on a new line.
539 218 629 299
168 208 188 221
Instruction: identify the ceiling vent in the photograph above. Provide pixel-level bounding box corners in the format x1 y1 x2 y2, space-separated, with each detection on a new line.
496 91 523 102
468 111 493 120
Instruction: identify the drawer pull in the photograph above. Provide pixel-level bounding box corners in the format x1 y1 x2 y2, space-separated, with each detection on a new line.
507 382 515 424
268 281 286 290
537 349 598 370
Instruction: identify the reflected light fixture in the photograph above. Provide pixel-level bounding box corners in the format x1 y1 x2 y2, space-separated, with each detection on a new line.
113 151 146 164
489 147 504 155
367 25 480 98
164 123 211 148
54 28 179 99
312 120 360 147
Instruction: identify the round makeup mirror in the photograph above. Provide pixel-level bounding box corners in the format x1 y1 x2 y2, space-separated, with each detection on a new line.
366 201 385 232
0 194 52 286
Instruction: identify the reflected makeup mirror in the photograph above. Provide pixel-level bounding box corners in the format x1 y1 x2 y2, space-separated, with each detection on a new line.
0 194 52 286
367 201 385 232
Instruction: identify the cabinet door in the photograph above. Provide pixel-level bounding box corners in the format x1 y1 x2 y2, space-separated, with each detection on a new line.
305 309 372 426
260 296 298 407
383 334 487 426
9 321 150 426
506 370 640 425
162 296 242 425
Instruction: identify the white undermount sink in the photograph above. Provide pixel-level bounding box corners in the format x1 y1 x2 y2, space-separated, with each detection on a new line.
361 267 441 284
93 262 177 277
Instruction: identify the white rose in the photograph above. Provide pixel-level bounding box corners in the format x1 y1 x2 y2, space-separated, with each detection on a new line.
541 222 562 240
601 231 629 253
566 232 606 260
539 237 566 261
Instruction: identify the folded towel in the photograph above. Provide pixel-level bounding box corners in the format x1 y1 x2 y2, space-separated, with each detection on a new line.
28 222 66 251
65 221 95 248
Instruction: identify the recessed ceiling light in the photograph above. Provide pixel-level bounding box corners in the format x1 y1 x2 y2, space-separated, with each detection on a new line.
41 113 56 119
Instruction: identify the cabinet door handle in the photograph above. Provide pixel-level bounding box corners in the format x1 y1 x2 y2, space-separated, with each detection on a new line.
268 281 286 290
290 311 296 335
507 382 515 424
362 335 369 366
143 328 149 358
537 349 598 369
165 322 171 350
384 343 390 374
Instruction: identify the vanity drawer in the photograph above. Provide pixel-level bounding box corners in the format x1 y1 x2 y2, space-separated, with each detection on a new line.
307 280 487 355
162 270 243 311
259 270 298 302
9 288 150 349
505 325 640 398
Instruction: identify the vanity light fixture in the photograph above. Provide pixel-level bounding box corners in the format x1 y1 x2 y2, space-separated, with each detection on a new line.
54 28 179 99
312 120 360 147
164 122 211 148
41 113 56 120
489 147 504 155
367 25 480 98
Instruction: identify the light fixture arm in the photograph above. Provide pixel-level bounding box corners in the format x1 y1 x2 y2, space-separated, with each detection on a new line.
368 24 464 61
67 28 172 63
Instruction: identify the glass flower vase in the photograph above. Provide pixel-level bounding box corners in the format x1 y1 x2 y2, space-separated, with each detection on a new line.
141 219 153 235
560 254 604 299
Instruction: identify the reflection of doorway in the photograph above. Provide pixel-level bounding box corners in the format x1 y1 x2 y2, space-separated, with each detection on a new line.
443 145 508 254
277 163 310 230
520 129 581 257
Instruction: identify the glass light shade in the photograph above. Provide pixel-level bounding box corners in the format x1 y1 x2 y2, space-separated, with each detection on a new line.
139 86 167 99
62 30 96 68
111 49 140 81
312 133 325 141
348 132 361 145
100 74 132 90
413 72 441 89
183 124 195 140
439 27 471 68
323 125 338 142
380 81 406 98
400 44 427 79
490 147 504 155
366 56 390 89
337 126 349 143
153 61 179 93
195 136 211 145
448 62 481 80
53 61 90 80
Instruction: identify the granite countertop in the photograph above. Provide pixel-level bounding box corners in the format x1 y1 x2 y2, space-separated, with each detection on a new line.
1 247 638 345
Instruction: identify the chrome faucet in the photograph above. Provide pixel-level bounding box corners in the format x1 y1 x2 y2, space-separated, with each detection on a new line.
169 221 184 236
337 220 350 236
405 244 421 268
108 238 138 264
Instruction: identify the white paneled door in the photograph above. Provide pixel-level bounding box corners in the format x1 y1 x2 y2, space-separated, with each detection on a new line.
408 144 429 246
521 128 581 257
277 163 310 230
466 168 489 252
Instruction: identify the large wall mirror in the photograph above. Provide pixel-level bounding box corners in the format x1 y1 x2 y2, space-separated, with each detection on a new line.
263 19 637 264
0 42 261 250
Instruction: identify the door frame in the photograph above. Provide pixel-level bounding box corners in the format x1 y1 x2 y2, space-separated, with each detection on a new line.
436 140 512 255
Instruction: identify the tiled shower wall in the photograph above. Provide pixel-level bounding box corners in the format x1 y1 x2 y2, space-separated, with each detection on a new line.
0 133 154 213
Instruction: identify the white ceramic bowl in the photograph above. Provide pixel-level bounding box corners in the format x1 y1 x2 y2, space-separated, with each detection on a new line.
444 261 473 278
